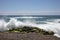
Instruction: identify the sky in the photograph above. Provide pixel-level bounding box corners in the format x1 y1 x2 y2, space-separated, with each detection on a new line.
0 0 60 15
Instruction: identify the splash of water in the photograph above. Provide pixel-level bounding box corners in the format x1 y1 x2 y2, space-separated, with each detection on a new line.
0 18 60 38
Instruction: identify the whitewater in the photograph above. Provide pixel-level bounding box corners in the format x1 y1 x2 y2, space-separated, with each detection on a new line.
0 15 60 38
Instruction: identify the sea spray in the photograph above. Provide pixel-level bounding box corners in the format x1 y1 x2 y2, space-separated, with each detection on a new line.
38 22 60 38
0 18 60 38
0 19 9 31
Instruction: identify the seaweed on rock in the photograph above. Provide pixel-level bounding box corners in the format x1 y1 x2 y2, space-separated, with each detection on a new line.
6 26 54 35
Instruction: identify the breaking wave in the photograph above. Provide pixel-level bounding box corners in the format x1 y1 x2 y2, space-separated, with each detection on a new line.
15 17 44 18
0 18 60 38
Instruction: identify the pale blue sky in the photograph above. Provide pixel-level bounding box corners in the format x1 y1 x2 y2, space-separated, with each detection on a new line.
0 0 60 15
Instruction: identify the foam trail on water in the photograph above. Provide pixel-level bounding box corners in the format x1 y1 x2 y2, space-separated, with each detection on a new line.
46 19 60 23
14 17 44 18
0 18 60 38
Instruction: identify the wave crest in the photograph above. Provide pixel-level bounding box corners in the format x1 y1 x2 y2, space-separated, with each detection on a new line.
0 18 60 38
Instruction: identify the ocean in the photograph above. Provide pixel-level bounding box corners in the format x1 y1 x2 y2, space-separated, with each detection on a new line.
0 15 60 38
1 15 60 23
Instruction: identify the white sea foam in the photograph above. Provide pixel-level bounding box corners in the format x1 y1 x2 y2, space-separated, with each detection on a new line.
53 19 60 23
0 18 60 38
14 17 44 18
46 19 60 23
38 22 60 38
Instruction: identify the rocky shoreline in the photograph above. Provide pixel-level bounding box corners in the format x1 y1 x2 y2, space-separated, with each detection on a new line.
0 32 60 40
0 27 60 40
